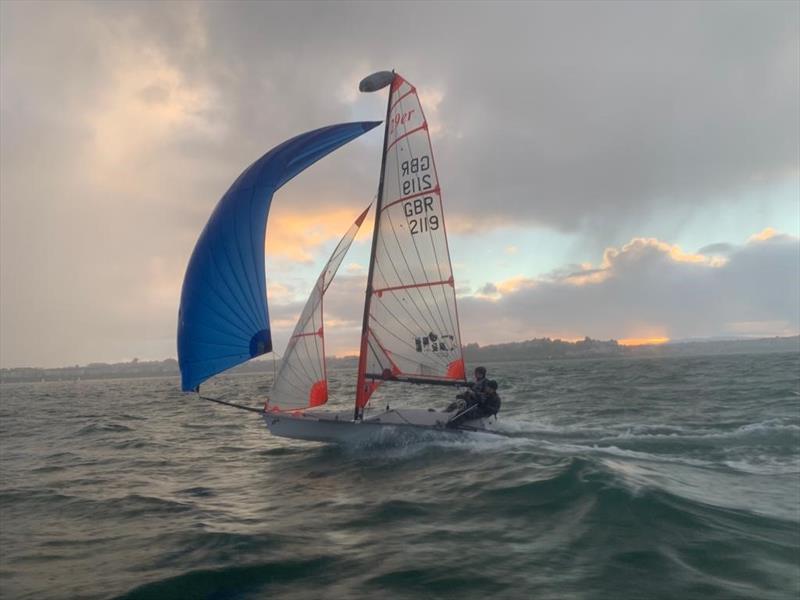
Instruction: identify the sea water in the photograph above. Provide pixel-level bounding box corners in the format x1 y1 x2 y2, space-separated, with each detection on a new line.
1 352 798 599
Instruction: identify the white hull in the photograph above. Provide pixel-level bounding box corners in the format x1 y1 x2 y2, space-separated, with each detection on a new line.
263 407 497 444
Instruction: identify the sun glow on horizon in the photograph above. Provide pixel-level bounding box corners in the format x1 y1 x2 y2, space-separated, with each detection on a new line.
618 337 671 347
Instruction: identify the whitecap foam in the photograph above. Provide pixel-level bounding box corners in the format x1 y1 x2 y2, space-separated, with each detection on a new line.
722 457 800 476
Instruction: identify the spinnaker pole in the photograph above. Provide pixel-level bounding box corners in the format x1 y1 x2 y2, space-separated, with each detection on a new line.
354 70 395 420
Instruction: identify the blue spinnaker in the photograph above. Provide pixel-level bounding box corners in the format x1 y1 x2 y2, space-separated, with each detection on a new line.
178 121 381 391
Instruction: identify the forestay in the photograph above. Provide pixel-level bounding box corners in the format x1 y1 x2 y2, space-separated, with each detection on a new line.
269 206 370 411
356 74 466 410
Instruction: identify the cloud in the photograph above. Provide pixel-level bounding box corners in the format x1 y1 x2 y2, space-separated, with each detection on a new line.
268 231 799 357
440 3 799 236
266 206 373 263
457 232 800 344
697 242 735 256
748 227 779 242
0 2 381 366
18 0 793 234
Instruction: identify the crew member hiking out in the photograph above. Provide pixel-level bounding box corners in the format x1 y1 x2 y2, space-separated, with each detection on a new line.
445 366 501 427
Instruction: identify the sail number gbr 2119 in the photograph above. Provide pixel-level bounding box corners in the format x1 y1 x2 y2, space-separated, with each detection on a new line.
400 156 438 235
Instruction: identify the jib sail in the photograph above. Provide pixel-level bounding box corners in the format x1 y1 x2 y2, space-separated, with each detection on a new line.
269 206 370 411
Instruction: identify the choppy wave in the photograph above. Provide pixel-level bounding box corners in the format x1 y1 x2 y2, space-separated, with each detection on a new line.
1 352 798 600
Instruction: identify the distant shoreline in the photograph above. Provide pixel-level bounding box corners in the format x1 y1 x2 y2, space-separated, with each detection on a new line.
1 336 797 384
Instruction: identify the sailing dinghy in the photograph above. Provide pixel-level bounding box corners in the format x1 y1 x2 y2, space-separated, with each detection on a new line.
178 71 498 443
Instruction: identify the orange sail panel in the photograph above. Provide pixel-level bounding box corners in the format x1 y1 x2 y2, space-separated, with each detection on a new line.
356 74 466 410
269 206 370 411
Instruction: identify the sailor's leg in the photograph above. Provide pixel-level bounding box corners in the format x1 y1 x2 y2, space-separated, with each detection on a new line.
445 399 466 413
446 399 479 428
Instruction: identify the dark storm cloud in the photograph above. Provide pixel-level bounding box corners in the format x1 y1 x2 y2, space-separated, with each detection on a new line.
135 1 799 232
58 0 799 232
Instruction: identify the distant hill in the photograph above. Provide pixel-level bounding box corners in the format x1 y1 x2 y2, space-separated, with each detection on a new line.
463 335 799 362
1 336 796 384
463 337 622 361
629 335 800 357
0 358 181 384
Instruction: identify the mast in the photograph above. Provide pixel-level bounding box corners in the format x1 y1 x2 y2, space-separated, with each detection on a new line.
355 70 395 420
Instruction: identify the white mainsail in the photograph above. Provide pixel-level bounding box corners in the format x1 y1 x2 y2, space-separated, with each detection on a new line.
356 73 466 413
269 206 370 411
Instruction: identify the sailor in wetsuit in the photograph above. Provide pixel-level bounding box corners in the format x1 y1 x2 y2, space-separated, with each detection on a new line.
445 366 501 427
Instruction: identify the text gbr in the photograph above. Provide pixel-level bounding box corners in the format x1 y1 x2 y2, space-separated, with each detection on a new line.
400 155 438 235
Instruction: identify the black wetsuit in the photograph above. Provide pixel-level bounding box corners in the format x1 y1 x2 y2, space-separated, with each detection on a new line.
448 377 499 427
472 377 490 396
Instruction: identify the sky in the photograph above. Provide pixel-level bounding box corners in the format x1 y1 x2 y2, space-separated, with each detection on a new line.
0 0 798 368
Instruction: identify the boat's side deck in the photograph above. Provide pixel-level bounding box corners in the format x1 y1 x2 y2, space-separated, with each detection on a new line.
263 407 494 442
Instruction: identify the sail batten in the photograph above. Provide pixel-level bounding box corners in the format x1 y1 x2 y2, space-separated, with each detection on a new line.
382 187 441 211
355 73 466 413
373 277 453 295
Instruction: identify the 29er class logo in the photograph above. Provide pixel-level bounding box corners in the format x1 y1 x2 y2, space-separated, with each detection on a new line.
415 332 455 353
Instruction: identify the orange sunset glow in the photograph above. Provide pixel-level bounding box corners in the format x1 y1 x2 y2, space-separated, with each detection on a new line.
618 337 671 347
266 206 374 262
